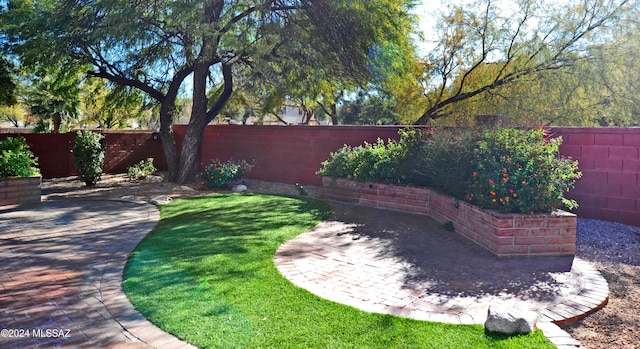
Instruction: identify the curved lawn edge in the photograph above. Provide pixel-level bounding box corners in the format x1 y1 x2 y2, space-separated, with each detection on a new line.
123 193 555 349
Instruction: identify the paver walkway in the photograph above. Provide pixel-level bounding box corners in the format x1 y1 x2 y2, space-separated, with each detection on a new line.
0 196 609 349
276 201 610 349
0 199 196 349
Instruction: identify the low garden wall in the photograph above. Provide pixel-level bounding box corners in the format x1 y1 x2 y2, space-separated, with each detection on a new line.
0 177 41 206
321 177 577 258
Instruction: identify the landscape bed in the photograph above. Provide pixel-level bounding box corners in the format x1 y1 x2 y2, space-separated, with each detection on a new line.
321 177 577 258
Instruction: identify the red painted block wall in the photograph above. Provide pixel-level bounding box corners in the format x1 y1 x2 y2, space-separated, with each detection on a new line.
100 131 167 173
552 127 640 226
0 131 167 178
2 126 639 227
173 125 405 186
0 133 74 178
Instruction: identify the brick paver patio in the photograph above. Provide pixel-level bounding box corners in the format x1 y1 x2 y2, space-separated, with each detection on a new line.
276 201 610 349
0 199 196 349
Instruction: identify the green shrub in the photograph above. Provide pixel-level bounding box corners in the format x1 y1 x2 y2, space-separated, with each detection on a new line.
317 129 424 184
414 127 479 198
318 126 582 214
466 127 581 213
0 137 40 177
72 130 105 187
198 159 253 189
127 158 157 181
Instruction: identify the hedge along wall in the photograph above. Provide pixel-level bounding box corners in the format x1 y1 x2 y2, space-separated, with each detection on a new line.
554 127 640 227
0 131 167 178
175 125 639 227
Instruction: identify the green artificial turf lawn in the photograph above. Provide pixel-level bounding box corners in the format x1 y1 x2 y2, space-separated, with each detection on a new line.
123 194 556 349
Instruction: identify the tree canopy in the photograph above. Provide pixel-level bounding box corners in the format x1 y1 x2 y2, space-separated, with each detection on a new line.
415 0 632 125
1 0 418 182
0 55 17 106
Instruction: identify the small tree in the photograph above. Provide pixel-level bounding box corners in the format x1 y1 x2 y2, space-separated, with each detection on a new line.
72 130 104 186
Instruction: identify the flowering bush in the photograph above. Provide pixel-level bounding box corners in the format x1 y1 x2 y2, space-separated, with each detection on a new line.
319 126 582 214
466 127 581 213
198 159 253 189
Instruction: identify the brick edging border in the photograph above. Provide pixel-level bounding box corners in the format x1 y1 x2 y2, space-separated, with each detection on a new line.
321 177 577 258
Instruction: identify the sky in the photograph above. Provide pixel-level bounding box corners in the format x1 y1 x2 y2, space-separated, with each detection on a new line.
412 0 533 53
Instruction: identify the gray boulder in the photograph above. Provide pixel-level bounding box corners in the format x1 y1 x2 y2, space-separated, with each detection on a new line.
232 184 248 193
484 306 538 334
142 175 164 183
150 195 173 205
173 185 196 192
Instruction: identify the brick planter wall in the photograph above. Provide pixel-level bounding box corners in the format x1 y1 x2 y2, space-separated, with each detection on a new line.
322 177 576 258
0 177 42 206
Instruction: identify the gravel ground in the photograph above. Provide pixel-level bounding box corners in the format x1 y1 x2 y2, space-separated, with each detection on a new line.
566 219 640 349
40 175 640 349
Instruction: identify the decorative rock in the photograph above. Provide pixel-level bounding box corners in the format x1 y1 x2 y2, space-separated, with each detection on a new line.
150 195 173 205
141 175 164 183
484 306 538 334
232 184 248 193
173 185 196 192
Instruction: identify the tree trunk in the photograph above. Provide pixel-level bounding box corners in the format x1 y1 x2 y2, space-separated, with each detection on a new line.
52 115 61 133
330 103 338 125
159 100 180 182
176 120 207 184
173 62 234 184
174 62 212 184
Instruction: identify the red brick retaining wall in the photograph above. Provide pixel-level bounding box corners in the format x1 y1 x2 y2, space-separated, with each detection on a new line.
322 177 577 258
0 177 41 206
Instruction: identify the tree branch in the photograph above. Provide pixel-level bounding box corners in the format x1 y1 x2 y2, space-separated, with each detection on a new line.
205 63 234 123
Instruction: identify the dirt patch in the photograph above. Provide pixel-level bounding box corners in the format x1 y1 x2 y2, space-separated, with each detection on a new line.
40 175 640 349
41 174 321 202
